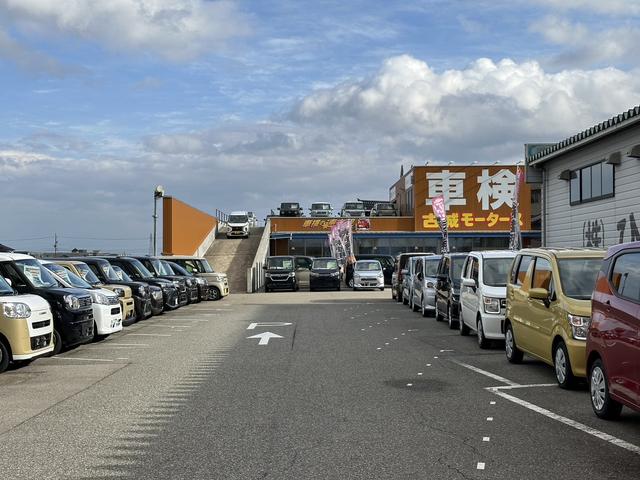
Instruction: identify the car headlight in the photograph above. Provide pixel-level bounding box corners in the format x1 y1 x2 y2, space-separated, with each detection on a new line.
483 296 501 314
289 272 296 277
243 226 248 231
137 286 146 296
568 314 590 340
426 281 434 288
331 271 339 277
64 295 81 311
113 287 125 297
378 272 384 278
195 277 206 285
152 290 163 300
2 302 31 319
91 292 110 305
265 273 271 279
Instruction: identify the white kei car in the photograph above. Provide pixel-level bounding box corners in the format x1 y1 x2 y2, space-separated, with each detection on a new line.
458 251 516 348
352 260 385 291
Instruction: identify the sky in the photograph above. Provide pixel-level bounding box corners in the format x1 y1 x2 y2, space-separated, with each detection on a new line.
1 0 640 254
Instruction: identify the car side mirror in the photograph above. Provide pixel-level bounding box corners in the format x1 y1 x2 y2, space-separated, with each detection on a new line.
262 265 267 270
529 287 549 300
462 278 476 289
4 277 12 287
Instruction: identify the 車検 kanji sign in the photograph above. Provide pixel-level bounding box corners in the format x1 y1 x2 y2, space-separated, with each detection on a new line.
415 166 532 232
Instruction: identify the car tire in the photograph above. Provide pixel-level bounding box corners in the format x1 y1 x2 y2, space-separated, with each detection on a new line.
396 290 402 303
421 298 428 317
459 313 470 336
553 341 577 389
590 358 623 420
379 287 385 292
392 288 396 300
210 287 221 301
0 340 9 374
477 317 490 349
447 304 458 329
435 302 443 322
402 293 409 305
51 329 63 356
504 322 523 364
348 279 354 288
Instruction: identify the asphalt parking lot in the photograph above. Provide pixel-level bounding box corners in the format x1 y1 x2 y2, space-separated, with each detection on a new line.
0 290 638 479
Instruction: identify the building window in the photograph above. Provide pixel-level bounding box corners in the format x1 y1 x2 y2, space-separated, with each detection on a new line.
570 161 614 205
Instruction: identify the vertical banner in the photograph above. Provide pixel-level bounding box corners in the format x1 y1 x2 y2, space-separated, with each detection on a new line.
509 166 523 251
327 220 355 265
431 195 449 253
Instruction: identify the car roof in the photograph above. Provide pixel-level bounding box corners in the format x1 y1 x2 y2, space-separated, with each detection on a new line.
0 252 35 261
469 250 518 259
605 241 640 258
519 247 606 258
356 259 380 263
311 202 331 204
230 210 248 215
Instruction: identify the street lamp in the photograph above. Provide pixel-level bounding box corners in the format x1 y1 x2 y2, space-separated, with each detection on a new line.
153 185 165 256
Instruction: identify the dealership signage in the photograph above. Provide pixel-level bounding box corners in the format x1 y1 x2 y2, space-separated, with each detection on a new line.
414 165 532 232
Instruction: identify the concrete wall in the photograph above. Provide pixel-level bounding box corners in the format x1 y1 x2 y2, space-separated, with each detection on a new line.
162 196 218 255
543 123 640 248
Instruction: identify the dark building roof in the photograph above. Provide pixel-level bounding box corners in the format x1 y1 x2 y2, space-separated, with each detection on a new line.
0 243 14 252
527 105 640 166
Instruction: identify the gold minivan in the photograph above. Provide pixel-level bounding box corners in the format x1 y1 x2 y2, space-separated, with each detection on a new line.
53 260 136 325
505 248 605 388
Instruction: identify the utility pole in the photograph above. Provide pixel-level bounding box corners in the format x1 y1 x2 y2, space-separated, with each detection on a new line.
54 233 58 254
153 185 165 256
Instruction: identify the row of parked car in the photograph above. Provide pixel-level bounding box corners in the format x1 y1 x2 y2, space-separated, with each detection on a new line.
274 201 398 218
391 243 640 421
0 252 229 373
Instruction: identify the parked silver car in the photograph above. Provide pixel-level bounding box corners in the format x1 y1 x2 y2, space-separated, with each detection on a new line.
401 256 421 306
409 255 441 316
352 260 385 290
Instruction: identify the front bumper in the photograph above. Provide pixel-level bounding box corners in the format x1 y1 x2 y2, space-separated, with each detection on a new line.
566 337 588 378
310 275 341 289
120 298 136 324
161 287 180 311
56 308 94 348
354 277 384 289
3 310 54 360
265 277 296 291
187 286 199 303
133 296 153 319
480 312 506 340
92 303 123 335
227 230 249 237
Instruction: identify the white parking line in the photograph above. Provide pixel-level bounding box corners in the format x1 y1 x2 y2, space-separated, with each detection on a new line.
127 333 171 337
477 462 485 470
452 360 520 387
98 343 149 347
50 357 115 362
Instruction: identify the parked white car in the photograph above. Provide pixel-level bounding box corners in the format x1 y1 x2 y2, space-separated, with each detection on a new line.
309 202 333 217
40 260 123 339
459 251 516 348
227 211 250 238
352 260 385 290
341 201 366 217
411 255 441 316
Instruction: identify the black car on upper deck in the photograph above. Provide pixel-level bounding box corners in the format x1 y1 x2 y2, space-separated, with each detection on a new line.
278 202 303 217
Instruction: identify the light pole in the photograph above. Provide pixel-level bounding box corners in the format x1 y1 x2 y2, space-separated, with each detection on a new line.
153 185 165 256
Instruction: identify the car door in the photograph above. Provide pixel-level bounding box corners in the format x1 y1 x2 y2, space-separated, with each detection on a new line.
460 256 473 326
509 255 534 352
413 258 423 304
295 257 312 288
607 252 640 406
436 257 449 314
525 256 556 361
467 257 481 328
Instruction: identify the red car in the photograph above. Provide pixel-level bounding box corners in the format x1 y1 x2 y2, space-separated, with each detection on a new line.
587 241 640 419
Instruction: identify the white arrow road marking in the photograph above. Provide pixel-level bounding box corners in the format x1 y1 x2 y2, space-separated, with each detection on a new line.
247 322 292 330
247 331 283 345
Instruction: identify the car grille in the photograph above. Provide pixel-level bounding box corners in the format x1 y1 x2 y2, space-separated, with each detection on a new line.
32 320 50 329
232 226 244 231
78 296 92 308
270 274 290 281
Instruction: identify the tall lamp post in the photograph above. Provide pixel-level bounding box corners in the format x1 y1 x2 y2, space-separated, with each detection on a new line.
153 185 165 256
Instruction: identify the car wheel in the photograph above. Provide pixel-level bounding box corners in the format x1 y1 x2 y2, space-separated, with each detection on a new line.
590 359 622 420
435 302 443 322
379 287 385 292
348 278 354 288
0 340 9 374
459 313 470 336
396 290 402 303
553 341 576 389
504 322 523 363
421 298 428 317
447 304 458 329
50 329 63 356
210 287 221 301
477 317 489 349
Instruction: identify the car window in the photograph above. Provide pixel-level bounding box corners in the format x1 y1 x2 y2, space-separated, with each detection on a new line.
611 253 640 302
483 257 513 287
462 257 471 278
471 258 479 283
424 259 439 276
295 257 312 270
557 258 602 300
514 255 532 286
268 257 294 270
532 257 553 290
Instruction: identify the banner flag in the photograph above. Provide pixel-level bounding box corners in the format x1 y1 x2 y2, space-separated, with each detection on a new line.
431 195 449 253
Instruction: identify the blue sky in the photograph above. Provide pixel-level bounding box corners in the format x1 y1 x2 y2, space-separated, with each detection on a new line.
1 0 640 253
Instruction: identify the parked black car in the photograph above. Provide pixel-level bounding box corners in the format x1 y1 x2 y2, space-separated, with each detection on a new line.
435 253 469 330
103 257 179 312
310 258 341 291
162 260 201 303
133 256 189 307
278 202 303 217
264 256 298 292
0 254 94 355
75 257 157 320
356 254 395 286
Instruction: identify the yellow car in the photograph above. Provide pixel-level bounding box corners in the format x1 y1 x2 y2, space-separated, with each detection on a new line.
53 260 136 325
504 248 605 388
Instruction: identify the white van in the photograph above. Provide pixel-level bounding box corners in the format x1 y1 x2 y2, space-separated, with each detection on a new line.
459 251 516 348
227 211 250 238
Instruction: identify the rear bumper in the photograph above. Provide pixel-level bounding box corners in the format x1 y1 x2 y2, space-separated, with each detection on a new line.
310 276 341 289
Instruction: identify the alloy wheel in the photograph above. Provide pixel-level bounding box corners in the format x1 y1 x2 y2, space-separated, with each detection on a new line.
590 366 606 411
555 347 567 384
505 329 513 358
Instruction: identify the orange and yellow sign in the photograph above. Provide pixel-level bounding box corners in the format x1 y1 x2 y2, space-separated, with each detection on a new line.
413 166 532 232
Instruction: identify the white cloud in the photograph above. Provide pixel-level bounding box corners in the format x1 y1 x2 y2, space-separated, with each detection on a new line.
533 0 640 15
0 0 251 61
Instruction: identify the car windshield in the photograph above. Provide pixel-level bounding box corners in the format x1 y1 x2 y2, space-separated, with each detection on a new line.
44 263 92 289
149 258 171 276
345 202 363 210
424 259 439 276
377 204 394 210
229 215 248 223
312 204 331 210
129 259 154 278
355 261 381 271
0 275 13 295
483 257 514 287
198 259 214 273
74 263 101 285
98 261 125 282
112 265 133 282
558 258 603 300
268 257 294 270
313 259 338 269
160 261 176 275
169 262 190 276
15 259 59 288
282 203 299 209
